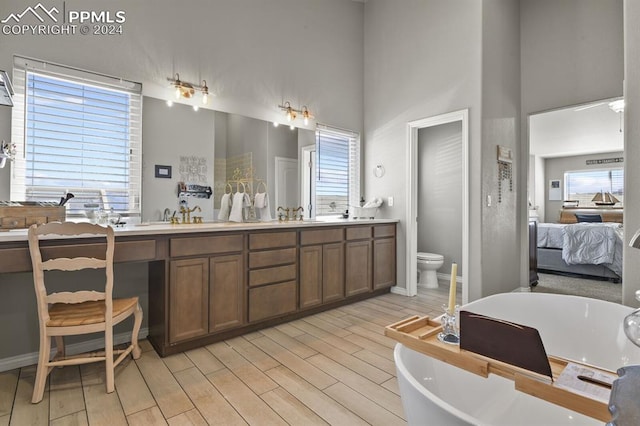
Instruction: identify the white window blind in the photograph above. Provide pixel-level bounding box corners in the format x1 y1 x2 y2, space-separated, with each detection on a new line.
10 57 142 217
315 125 360 216
564 168 624 207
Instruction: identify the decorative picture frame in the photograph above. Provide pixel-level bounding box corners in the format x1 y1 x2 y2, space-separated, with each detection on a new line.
155 165 172 178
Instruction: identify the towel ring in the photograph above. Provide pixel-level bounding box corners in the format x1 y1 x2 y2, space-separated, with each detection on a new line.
225 183 233 194
237 182 246 193
256 180 267 194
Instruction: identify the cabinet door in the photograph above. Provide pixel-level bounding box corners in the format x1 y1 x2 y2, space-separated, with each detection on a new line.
169 258 209 343
373 238 395 289
210 254 245 332
323 242 345 302
300 245 322 309
345 240 372 297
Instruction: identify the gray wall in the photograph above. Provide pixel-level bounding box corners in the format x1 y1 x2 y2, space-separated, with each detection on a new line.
623 0 640 306
142 97 216 222
543 151 623 222
417 122 463 275
481 0 522 297
519 0 624 288
0 0 365 200
363 0 483 296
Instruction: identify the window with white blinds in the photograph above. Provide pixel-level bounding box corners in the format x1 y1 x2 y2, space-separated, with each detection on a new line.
564 168 624 207
315 125 360 216
10 57 142 217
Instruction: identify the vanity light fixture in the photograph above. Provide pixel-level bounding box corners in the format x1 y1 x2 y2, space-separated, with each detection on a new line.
168 73 210 105
278 101 313 126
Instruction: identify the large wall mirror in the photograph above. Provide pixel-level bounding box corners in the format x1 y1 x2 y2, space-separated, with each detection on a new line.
142 96 314 222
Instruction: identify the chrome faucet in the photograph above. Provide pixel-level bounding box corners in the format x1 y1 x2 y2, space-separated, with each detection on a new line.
163 208 171 222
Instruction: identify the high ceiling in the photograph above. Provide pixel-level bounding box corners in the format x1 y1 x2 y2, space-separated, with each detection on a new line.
529 99 624 158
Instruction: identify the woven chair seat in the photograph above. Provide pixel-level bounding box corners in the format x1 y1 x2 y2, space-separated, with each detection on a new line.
47 297 139 327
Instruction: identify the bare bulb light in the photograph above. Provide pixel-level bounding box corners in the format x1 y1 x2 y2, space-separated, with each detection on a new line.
166 100 173 107
193 105 199 112
273 122 279 127
290 124 295 130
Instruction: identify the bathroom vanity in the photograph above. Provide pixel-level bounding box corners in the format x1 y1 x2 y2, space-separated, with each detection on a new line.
0 219 397 356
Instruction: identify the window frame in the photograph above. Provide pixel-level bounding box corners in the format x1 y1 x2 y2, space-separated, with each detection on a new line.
563 167 624 207
10 56 142 218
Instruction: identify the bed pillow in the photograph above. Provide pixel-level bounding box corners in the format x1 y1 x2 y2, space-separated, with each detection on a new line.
575 213 602 223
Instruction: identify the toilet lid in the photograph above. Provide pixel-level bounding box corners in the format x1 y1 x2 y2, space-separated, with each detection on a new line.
417 252 444 261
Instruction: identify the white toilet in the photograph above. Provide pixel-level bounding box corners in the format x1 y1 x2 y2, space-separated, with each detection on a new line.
417 252 444 289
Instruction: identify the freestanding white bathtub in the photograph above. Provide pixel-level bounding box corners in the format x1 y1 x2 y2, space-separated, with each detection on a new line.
394 292 640 425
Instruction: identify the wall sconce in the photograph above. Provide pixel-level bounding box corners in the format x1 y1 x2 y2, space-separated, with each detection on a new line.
167 73 210 106
278 101 313 127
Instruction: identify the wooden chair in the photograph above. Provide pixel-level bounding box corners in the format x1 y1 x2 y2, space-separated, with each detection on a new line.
27 222 143 403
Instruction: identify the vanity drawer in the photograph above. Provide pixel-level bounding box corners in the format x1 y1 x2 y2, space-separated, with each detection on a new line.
249 281 297 322
249 231 296 250
249 247 296 269
374 224 396 238
1 216 26 229
249 264 296 287
300 228 343 245
170 234 243 257
346 226 372 240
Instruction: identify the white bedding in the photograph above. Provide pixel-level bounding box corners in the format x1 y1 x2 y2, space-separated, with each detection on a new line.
537 222 623 276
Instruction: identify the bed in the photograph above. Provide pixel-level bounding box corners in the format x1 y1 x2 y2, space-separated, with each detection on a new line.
537 222 623 283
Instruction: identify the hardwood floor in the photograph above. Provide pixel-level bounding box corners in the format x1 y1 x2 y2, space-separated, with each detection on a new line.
0 284 456 426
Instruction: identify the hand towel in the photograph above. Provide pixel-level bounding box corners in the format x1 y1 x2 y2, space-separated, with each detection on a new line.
229 192 245 222
218 193 231 221
254 192 267 209
256 193 272 221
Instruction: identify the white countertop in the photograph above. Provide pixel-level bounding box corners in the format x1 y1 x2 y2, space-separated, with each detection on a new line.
0 218 399 243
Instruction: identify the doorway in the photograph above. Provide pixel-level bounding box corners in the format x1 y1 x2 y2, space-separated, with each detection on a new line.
406 109 469 301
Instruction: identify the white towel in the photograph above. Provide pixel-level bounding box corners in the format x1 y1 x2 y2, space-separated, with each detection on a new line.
229 192 246 222
218 193 231 221
254 192 267 208
256 193 272 221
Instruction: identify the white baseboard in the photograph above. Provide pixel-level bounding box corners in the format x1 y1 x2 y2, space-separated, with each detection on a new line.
0 328 148 373
390 286 409 296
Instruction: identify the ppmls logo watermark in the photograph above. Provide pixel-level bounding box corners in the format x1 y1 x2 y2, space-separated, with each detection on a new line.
2 2 126 36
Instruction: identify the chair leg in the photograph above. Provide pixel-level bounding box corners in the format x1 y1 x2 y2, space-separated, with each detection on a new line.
54 336 65 362
131 303 143 359
32 334 51 404
105 328 114 393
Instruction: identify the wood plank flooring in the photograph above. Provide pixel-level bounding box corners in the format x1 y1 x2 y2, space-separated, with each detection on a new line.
0 285 455 426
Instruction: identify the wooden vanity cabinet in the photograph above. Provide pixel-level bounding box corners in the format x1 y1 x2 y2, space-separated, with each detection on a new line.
345 226 373 297
373 225 396 289
151 222 396 355
248 231 297 322
168 233 245 344
299 228 345 309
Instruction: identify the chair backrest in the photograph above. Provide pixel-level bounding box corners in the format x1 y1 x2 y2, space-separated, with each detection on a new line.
28 222 115 326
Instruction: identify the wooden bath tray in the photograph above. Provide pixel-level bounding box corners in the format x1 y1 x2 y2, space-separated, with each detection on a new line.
385 315 614 422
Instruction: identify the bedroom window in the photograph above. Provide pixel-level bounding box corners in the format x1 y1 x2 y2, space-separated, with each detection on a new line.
564 168 624 207
10 56 142 217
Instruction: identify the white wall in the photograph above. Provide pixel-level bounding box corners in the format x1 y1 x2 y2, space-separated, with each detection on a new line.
417 122 463 275
363 0 483 296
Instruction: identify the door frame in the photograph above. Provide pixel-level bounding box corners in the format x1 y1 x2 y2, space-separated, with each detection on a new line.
405 109 469 302
275 156 298 211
